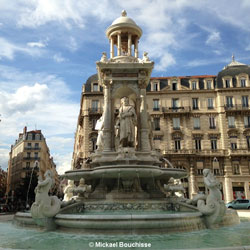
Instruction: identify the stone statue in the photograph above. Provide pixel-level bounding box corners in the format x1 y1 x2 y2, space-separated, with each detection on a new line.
73 178 91 198
142 52 150 62
31 170 61 218
115 97 137 147
100 52 108 62
187 169 226 228
63 180 76 201
95 115 104 150
164 178 185 198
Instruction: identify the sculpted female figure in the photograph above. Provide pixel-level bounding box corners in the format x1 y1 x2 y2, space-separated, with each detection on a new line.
116 97 137 147
31 170 61 218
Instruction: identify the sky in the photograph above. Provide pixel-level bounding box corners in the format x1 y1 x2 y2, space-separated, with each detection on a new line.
1 0 250 174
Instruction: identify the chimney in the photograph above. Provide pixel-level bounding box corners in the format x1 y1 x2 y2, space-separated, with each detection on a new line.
23 126 27 134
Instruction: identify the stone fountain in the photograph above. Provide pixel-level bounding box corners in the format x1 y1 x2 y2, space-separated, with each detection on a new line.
14 10 239 234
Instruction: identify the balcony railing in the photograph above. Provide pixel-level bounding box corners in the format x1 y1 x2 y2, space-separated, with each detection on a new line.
163 149 227 155
88 108 103 114
23 157 40 160
24 147 41 150
162 106 191 114
224 104 250 111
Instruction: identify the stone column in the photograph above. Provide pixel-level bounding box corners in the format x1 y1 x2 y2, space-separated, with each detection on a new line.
110 37 114 58
134 37 138 58
244 181 250 199
189 167 197 199
140 88 150 151
128 33 132 56
224 158 233 203
117 33 121 56
103 84 112 151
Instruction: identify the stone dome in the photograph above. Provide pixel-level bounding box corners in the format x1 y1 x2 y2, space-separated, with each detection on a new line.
217 56 250 88
106 10 142 38
111 10 137 26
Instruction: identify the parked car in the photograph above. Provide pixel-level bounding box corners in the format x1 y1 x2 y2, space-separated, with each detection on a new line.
226 199 250 209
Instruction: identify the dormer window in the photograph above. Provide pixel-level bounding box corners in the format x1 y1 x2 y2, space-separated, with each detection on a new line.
92 83 99 92
153 82 159 91
225 79 230 88
151 81 160 91
192 81 197 90
207 80 212 89
241 78 246 87
172 82 177 91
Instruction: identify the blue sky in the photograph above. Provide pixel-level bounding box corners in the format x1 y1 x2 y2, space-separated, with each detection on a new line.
1 0 250 174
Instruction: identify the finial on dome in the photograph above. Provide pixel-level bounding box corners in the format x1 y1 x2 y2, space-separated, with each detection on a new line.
121 10 127 17
232 53 235 62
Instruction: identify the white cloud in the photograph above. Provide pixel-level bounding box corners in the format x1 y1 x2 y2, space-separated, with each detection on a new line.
1 83 49 114
68 37 78 52
0 65 79 173
27 41 46 48
0 37 43 60
53 53 66 63
206 31 221 46
0 148 9 171
53 152 72 175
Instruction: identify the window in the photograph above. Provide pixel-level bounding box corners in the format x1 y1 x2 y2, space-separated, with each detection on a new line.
197 161 203 175
172 98 179 108
34 152 38 159
26 162 30 168
211 139 217 150
231 142 237 150
153 82 158 91
35 143 39 149
174 140 181 151
192 98 199 110
244 116 250 128
27 143 31 148
153 99 160 111
208 98 214 109
172 82 177 91
27 152 31 159
92 100 99 112
92 118 98 130
226 97 233 107
213 169 220 175
242 96 249 107
233 164 240 175
225 79 230 88
173 118 180 130
192 81 197 90
153 118 160 130
195 139 201 150
207 80 212 89
228 116 235 128
247 136 250 149
209 117 216 129
241 78 246 87
93 83 98 91
230 136 237 150
91 138 97 151
193 117 200 129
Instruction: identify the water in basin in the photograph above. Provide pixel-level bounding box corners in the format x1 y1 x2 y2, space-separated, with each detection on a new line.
1 220 250 250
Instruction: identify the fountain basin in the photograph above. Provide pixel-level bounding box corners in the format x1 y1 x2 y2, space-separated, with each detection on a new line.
14 208 239 234
63 165 187 181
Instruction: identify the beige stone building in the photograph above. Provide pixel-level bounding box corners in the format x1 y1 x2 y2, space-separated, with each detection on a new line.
6 127 59 197
72 56 250 203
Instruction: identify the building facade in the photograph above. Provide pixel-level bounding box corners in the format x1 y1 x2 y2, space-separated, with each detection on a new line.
72 57 250 203
0 166 7 201
6 127 59 198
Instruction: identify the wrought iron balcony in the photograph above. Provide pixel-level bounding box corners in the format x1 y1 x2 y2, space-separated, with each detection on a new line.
162 106 191 114
224 104 250 111
88 108 103 114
